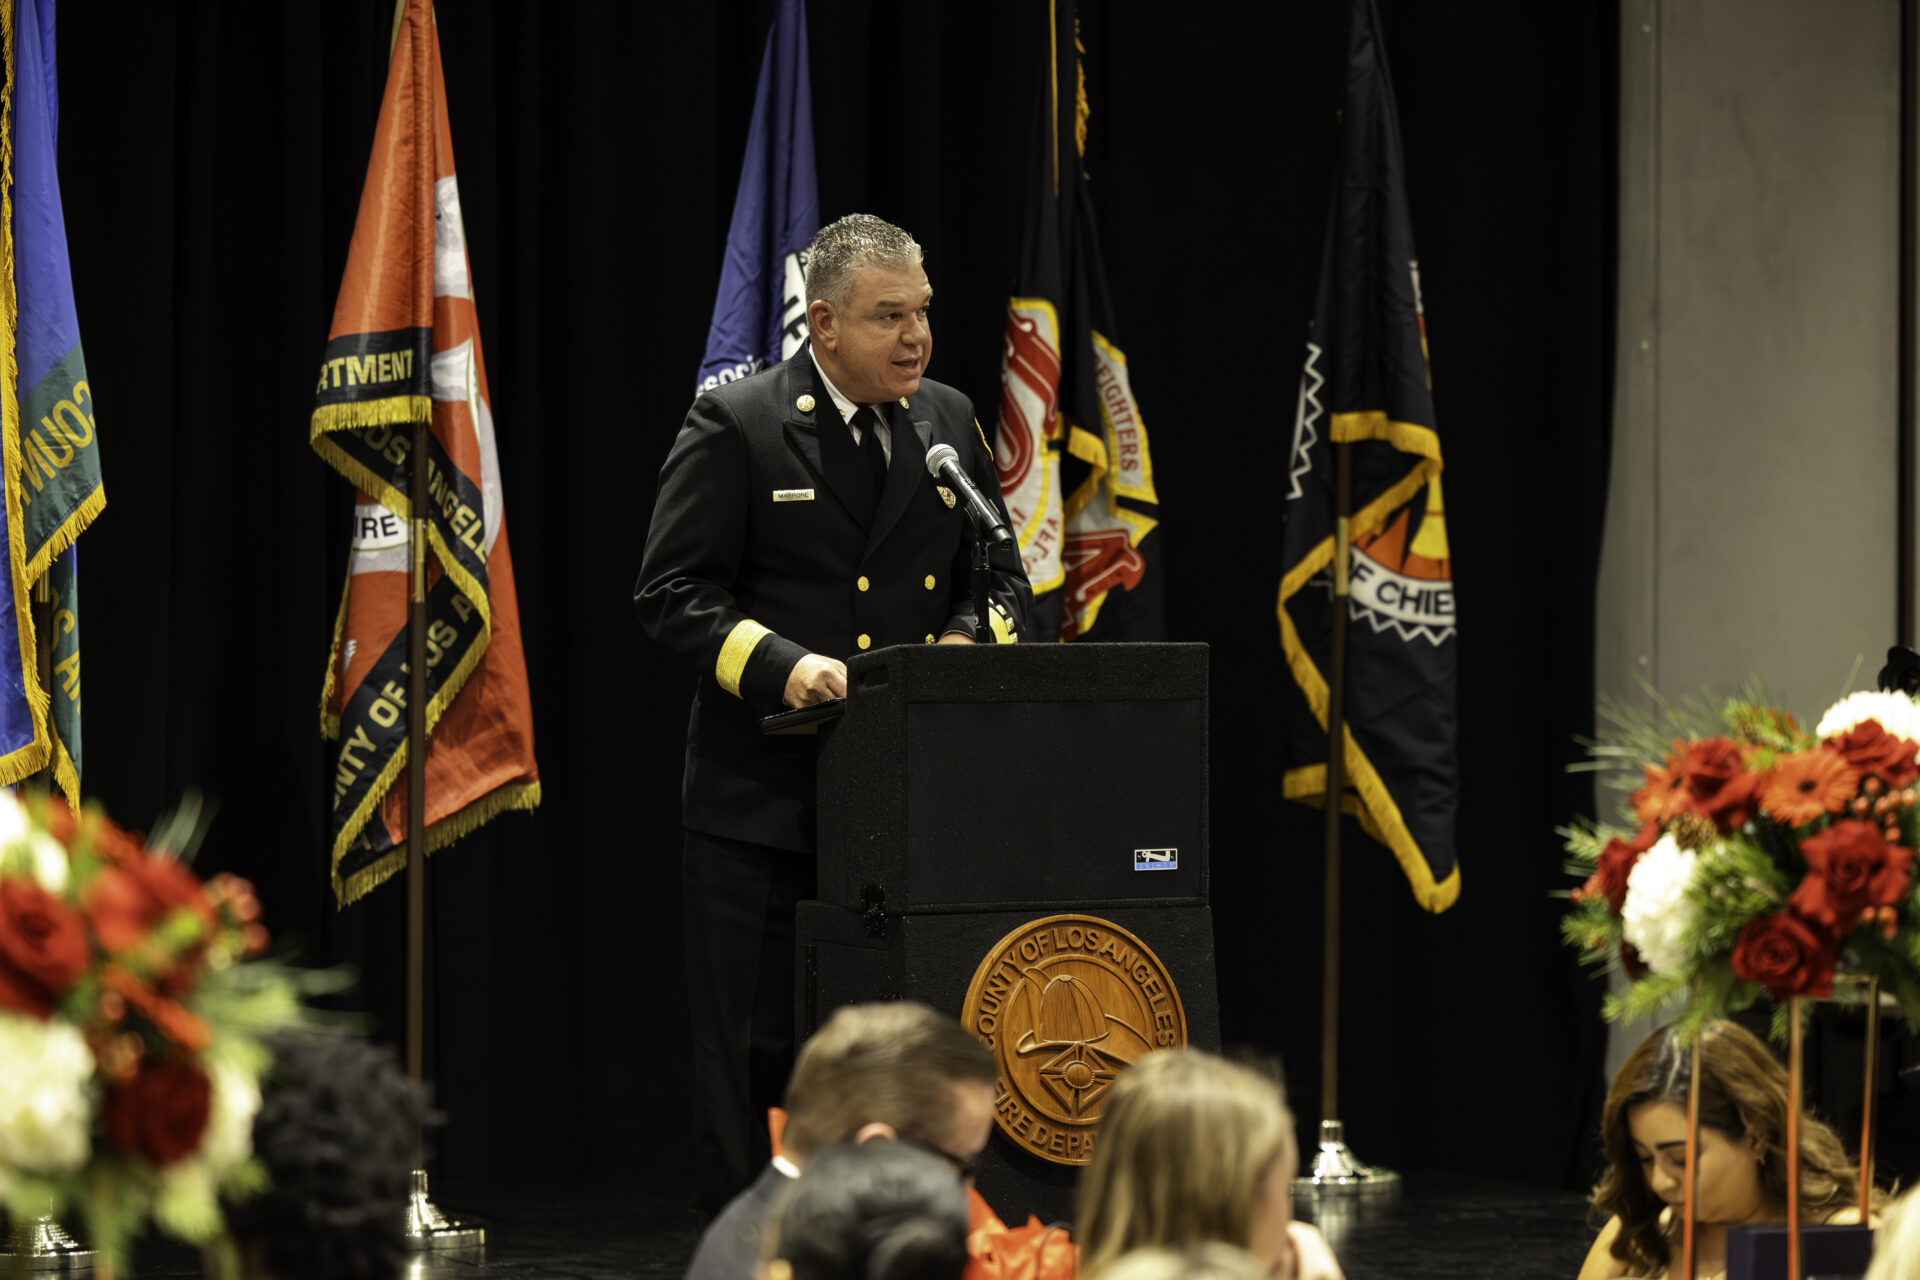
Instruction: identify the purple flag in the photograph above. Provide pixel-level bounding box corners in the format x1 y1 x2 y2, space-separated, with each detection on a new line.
695 0 818 392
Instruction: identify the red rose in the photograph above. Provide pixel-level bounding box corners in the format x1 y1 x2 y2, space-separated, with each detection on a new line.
1827 718 1920 789
83 856 216 954
1578 821 1662 914
105 1057 212 1165
1730 911 1838 998
1681 738 1762 830
1788 820 1915 929
0 878 91 1019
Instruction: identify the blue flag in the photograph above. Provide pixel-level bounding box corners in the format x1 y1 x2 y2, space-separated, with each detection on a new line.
0 0 103 796
695 0 818 392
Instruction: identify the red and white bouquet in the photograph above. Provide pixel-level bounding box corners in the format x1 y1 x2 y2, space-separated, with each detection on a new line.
1565 688 1920 1031
0 792 301 1266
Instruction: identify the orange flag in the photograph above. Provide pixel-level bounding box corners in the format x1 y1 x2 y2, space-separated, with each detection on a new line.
312 0 539 906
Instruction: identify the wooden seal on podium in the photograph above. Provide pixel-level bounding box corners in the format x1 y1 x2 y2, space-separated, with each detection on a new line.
960 914 1187 1167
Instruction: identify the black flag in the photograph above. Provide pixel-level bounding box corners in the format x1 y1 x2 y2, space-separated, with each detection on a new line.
1278 0 1459 911
992 1 1164 641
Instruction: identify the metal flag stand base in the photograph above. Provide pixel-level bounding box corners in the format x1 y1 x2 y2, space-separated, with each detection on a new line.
1293 1119 1403 1198
403 1170 485 1252
0 1212 95 1271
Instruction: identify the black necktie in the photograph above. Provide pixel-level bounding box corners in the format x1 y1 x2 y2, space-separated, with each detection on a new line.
853 406 888 497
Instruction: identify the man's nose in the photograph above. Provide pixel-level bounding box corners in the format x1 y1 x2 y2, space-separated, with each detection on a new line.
901 310 928 348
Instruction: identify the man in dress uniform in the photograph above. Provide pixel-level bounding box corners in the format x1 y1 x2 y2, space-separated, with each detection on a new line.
636 213 1030 1215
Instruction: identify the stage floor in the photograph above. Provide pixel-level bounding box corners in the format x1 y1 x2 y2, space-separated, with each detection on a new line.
111 1174 1593 1279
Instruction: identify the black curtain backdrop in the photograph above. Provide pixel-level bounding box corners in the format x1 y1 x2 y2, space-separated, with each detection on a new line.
59 0 1615 1192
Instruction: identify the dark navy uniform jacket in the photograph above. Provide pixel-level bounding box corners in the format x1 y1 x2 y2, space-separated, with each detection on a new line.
636 345 1031 853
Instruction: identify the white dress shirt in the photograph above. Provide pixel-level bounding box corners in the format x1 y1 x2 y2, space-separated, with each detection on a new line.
810 351 892 464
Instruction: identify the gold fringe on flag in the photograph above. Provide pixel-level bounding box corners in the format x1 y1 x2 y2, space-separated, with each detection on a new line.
0 0 50 787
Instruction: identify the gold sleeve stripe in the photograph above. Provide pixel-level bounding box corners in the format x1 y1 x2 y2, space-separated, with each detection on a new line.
716 620 773 697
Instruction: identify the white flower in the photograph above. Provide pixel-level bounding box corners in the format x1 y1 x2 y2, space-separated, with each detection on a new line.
24 831 70 894
0 790 30 849
0 793 63 892
195 1061 260 1174
1620 833 1701 976
1815 690 1920 745
0 1009 94 1175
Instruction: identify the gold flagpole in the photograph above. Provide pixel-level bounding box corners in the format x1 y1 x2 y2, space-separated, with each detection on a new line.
1861 976 1881 1214
407 422 427 1089
1681 1030 1702 1280
1321 443 1349 1131
1295 444 1399 1210
1788 998 1804 1280
392 0 479 1251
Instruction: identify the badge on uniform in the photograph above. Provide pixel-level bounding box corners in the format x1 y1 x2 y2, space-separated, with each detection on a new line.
773 489 815 502
936 485 957 509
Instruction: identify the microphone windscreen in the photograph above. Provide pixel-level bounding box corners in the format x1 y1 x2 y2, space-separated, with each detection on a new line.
923 443 959 477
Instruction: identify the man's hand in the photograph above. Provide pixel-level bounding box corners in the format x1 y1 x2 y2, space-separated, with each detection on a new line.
783 654 848 707
937 632 975 645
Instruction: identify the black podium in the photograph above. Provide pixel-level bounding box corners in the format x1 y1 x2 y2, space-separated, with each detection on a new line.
795 642 1220 1224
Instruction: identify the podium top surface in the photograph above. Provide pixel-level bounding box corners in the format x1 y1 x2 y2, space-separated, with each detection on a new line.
844 641 1208 703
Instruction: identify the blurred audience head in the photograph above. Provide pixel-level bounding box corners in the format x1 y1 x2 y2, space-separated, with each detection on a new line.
1593 1018 1864 1276
221 1031 438 1280
1088 1244 1276 1280
762 1140 970 1280
782 1001 997 1173
1865 1183 1920 1280
1074 1048 1298 1279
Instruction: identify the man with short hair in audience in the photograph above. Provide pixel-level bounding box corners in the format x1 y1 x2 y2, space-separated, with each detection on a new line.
685 1001 998 1280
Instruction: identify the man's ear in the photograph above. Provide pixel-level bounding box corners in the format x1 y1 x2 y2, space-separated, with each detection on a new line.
808 299 838 350
852 1121 897 1145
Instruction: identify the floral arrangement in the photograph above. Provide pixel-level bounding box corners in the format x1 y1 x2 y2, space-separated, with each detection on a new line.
0 790 304 1269
1564 685 1920 1034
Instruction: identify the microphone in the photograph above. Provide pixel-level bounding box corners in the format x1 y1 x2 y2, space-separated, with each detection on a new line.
925 443 1014 548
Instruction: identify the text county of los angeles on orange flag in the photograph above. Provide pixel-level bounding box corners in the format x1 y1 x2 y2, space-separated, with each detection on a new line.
312 0 539 907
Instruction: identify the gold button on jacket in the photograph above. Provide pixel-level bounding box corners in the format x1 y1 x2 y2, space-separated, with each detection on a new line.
857 576 870 591
857 634 872 650
924 574 936 589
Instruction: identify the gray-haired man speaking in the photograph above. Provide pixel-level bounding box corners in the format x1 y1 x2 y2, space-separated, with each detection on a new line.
635 213 1030 1214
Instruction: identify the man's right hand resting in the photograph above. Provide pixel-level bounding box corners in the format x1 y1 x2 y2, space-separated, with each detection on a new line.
784 654 848 707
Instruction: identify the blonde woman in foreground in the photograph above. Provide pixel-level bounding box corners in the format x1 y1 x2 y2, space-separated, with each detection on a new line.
1091 1244 1276 1280
1865 1183 1920 1280
1577 1020 1873 1280
1075 1049 1344 1280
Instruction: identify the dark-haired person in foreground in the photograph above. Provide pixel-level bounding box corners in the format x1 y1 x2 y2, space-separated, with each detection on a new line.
764 1141 971 1280
638 212 1029 1214
220 1032 437 1280
1578 1019 1874 1279
686 1001 998 1280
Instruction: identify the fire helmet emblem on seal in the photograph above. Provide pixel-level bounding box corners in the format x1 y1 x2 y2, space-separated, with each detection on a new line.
960 914 1187 1167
